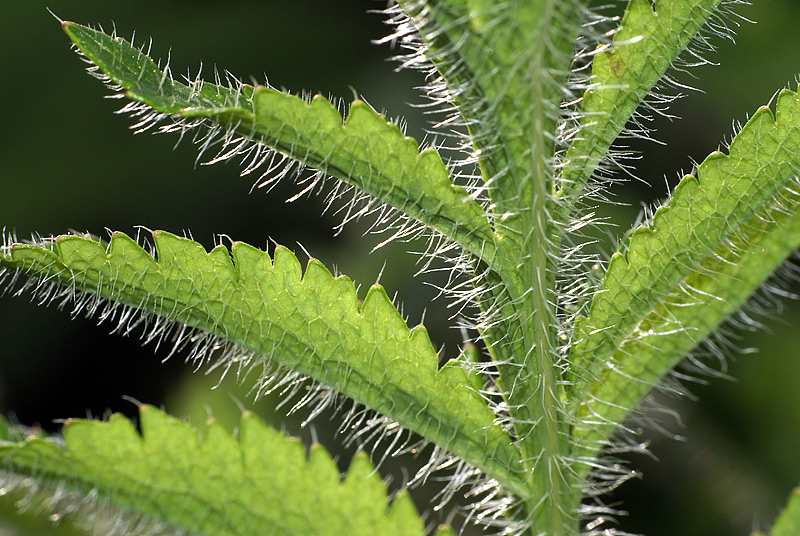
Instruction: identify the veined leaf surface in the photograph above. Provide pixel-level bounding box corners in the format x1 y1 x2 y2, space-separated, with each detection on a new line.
0 406 450 536
570 88 800 467
62 21 496 263
0 231 525 496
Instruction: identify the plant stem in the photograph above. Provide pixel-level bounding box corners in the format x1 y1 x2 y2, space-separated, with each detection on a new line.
516 2 584 533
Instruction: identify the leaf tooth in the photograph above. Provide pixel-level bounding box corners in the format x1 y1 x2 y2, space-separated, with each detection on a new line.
140 403 200 453
254 88 320 137
307 443 341 490
152 231 206 269
63 412 143 473
727 105 775 157
199 418 243 487
308 93 345 130
55 235 108 275
360 284 410 331
302 258 360 319
409 325 442 378
344 101 419 162
239 411 306 482
108 232 159 273
7 242 57 266
776 88 800 125
230 241 274 282
342 452 390 521
386 491 425 534
271 245 303 283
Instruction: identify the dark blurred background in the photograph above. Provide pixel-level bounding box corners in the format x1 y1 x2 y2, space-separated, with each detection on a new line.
0 1 798 535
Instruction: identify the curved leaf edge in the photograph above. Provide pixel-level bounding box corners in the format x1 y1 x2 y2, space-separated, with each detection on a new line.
570 85 800 395
61 20 497 264
0 406 438 536
0 230 526 499
752 488 800 536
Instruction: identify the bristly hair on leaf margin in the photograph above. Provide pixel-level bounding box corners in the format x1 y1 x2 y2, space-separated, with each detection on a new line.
5 2 799 535
60 17 504 336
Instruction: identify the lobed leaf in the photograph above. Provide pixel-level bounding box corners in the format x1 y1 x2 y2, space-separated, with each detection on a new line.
0 231 525 497
569 88 800 467
62 21 496 262
560 0 724 202
0 406 432 536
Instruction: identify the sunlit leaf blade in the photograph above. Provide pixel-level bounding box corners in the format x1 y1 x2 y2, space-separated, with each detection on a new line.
752 488 800 536
561 0 723 202
569 88 800 468
574 173 800 469
62 21 496 262
0 406 430 536
0 231 525 496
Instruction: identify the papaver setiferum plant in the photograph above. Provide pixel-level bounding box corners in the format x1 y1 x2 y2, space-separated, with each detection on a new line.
0 1 799 535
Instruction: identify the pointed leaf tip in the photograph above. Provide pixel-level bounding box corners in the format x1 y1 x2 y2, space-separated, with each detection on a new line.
61 21 496 260
570 85 800 476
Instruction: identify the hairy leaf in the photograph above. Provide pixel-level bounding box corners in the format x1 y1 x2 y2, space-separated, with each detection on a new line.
391 4 611 528
0 231 525 496
560 0 724 202
0 406 439 536
570 88 800 465
0 4 793 536
397 0 587 218
62 21 496 262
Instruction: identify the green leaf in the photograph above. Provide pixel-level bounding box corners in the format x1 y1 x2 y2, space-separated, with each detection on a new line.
396 0 587 219
61 21 496 262
0 231 525 497
0 406 429 536
392 5 601 527
754 488 800 536
569 88 800 467
560 0 724 203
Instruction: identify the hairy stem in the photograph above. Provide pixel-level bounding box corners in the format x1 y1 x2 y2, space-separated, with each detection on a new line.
513 2 584 534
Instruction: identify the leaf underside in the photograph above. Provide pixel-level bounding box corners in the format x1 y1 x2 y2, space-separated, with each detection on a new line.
61 21 497 263
570 87 800 466
0 406 451 536
561 0 724 202
0 230 524 496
